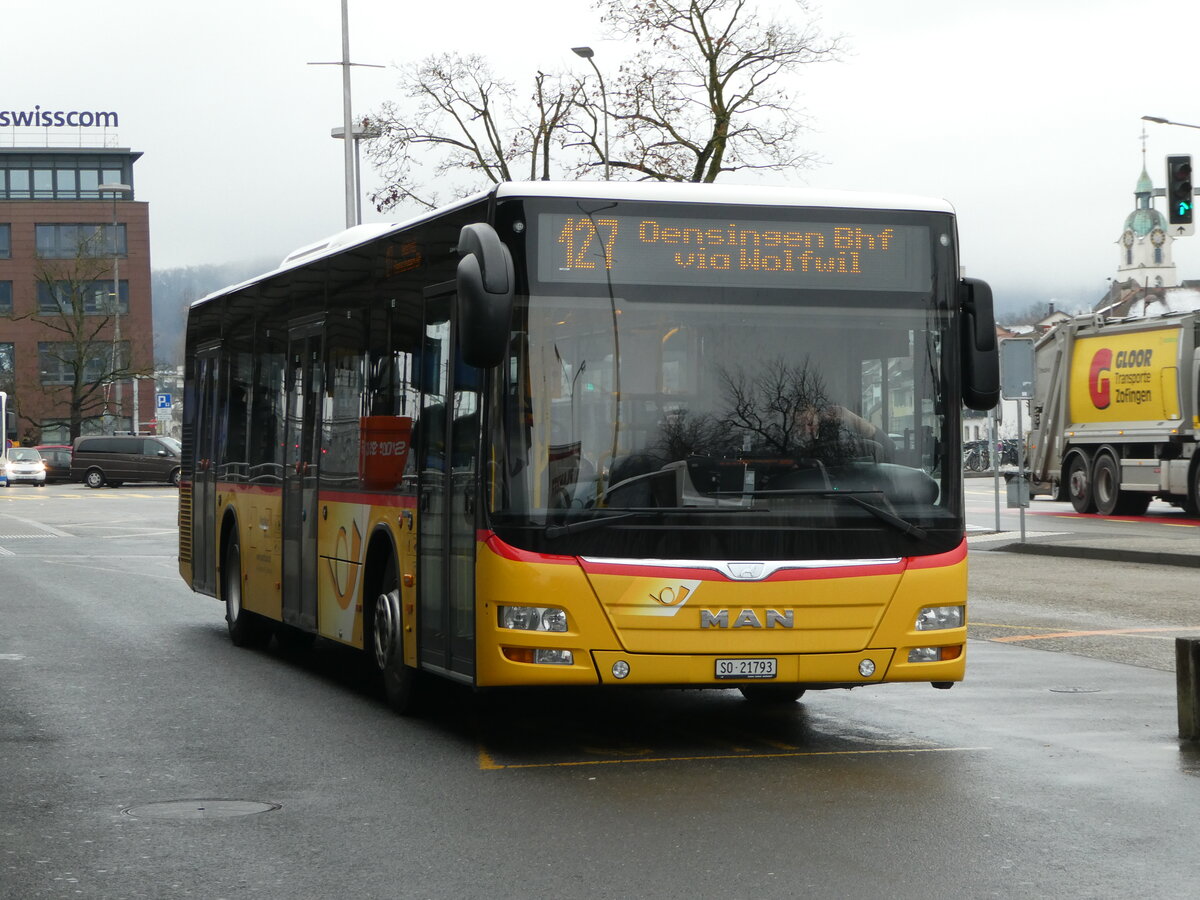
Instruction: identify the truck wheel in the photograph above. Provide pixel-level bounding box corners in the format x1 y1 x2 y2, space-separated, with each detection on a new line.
1188 463 1200 517
1066 454 1095 513
1093 454 1151 516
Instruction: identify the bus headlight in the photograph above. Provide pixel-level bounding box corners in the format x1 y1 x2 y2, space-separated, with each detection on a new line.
915 605 964 631
499 605 569 632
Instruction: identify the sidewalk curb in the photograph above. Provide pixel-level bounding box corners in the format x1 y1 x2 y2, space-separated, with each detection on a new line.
988 541 1200 569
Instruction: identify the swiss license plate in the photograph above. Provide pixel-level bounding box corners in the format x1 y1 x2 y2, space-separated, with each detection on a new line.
715 658 777 680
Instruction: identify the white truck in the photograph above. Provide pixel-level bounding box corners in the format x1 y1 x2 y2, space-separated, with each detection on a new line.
1027 310 1199 515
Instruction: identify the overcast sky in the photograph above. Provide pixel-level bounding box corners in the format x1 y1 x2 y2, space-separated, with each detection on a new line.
7 0 1199 313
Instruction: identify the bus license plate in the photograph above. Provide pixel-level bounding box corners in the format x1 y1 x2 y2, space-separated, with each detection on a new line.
715 658 777 680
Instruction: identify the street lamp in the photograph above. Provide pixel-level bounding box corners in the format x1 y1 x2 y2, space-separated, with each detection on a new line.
332 122 382 225
1142 115 1200 131
98 182 130 432
572 46 610 180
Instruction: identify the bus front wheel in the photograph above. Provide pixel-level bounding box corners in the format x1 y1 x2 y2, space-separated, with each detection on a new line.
370 558 423 715
738 684 806 704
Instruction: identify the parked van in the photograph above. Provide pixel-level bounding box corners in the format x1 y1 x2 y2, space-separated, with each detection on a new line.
70 435 182 488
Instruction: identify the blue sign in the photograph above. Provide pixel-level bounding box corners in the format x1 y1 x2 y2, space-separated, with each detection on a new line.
156 393 172 410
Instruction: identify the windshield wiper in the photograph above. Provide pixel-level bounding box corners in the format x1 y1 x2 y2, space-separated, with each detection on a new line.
700 488 928 540
544 505 761 539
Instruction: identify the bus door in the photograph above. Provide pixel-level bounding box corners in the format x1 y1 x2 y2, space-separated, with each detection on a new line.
417 286 478 679
191 343 221 595
282 321 324 632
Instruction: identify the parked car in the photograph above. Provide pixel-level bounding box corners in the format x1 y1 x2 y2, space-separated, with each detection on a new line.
3 447 47 486
34 444 73 482
69 435 182 488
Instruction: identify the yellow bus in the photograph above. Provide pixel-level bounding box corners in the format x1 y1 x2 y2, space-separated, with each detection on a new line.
179 182 998 711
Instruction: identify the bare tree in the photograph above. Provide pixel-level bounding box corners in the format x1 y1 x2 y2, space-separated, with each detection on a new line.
587 0 843 182
18 231 146 440
364 54 581 211
363 0 842 207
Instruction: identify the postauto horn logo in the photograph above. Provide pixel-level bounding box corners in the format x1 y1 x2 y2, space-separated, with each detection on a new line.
0 106 118 128
1088 348 1112 409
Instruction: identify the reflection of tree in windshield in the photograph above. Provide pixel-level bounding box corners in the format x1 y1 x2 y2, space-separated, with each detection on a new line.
652 356 886 468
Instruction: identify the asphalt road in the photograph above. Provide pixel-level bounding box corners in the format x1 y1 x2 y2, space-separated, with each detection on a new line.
2 485 1198 899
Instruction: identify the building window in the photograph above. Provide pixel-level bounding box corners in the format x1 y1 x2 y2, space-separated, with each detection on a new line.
0 342 13 380
0 281 12 316
0 223 10 258
38 341 128 385
1154 247 1163 264
36 280 129 315
35 223 126 258
1 154 129 200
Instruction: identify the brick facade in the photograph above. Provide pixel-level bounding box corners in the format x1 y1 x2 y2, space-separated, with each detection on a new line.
0 148 154 443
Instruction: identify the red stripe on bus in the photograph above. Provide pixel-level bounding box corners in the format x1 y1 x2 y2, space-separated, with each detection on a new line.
480 531 577 564
905 539 967 569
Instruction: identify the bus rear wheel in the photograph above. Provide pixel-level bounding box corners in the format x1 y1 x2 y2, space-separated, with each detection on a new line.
223 535 269 647
738 684 806 704
370 558 424 715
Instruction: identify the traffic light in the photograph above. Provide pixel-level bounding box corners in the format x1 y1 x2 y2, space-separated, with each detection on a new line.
1166 154 1193 225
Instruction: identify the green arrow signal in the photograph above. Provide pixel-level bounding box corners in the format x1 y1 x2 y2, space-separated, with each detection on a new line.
1179 200 1193 216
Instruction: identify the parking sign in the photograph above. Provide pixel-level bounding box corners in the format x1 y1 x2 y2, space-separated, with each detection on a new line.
156 393 172 410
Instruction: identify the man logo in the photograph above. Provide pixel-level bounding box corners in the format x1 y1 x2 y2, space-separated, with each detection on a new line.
700 608 795 629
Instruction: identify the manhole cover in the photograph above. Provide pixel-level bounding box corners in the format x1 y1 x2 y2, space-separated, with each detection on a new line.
1049 687 1101 694
122 799 280 820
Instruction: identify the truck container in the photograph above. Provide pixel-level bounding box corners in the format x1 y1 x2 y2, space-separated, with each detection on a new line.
1026 311 1199 515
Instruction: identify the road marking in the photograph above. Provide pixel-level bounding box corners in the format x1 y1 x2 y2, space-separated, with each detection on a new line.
991 626 1200 643
478 745 989 771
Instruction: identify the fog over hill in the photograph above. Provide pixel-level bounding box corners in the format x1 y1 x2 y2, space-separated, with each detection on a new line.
151 258 275 365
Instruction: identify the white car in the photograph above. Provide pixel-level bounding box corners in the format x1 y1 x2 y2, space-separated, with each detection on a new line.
3 448 47 486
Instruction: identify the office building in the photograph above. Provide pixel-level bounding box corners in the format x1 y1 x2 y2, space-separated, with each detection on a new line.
0 144 153 444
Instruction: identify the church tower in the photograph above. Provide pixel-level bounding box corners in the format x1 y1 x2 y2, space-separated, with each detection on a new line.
1117 164 1177 287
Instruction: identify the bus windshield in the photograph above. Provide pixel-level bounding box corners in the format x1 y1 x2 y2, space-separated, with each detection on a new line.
488 200 960 561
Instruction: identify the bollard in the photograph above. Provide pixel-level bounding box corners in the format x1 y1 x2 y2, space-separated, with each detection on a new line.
1177 637 1200 742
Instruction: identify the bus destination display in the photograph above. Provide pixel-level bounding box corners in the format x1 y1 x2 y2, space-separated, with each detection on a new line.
537 213 931 291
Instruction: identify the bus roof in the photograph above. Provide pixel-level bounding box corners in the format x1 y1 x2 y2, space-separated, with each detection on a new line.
495 180 956 215
191 181 955 308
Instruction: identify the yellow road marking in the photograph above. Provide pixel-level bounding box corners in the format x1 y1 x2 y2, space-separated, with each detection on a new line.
478 745 988 771
991 626 1200 643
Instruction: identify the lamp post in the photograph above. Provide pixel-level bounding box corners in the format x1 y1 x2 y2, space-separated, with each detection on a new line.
332 122 382 225
572 46 610 180
309 1 383 229
98 183 130 432
1142 115 1200 130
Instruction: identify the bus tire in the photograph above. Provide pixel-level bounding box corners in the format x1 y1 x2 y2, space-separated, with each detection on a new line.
1065 454 1095 514
370 556 424 715
738 684 805 704
1093 453 1151 516
223 534 269 648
